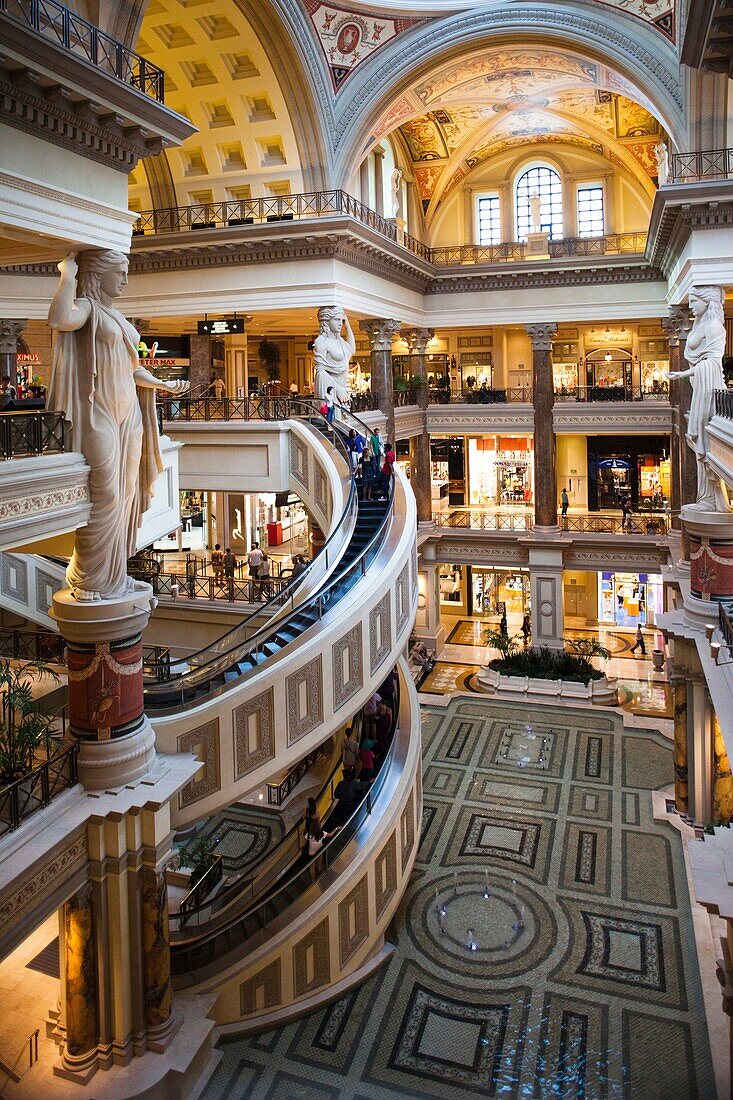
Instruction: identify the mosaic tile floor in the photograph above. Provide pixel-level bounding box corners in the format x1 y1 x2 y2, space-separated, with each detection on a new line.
180 804 285 875
203 698 714 1100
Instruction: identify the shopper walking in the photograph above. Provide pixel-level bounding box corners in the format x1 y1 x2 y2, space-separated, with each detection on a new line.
211 543 224 585
630 624 646 656
521 613 531 645
247 543 263 579
560 487 569 518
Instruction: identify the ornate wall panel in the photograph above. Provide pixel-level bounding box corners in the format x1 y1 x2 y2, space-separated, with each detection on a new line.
289 436 309 493
314 460 329 515
287 655 324 744
239 958 282 1016
1 553 28 603
177 720 221 808
338 875 369 969
401 789 415 872
369 591 392 674
332 625 363 711
395 562 411 636
234 689 275 779
293 917 330 998
374 830 398 921
35 568 58 615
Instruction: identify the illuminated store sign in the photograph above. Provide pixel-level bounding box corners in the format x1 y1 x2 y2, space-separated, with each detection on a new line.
197 317 245 335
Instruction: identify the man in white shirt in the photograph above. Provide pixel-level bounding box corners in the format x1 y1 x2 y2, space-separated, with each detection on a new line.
247 543 264 578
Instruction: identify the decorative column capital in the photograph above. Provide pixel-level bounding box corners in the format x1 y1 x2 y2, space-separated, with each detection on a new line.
0 319 27 354
662 306 693 347
359 318 401 352
524 323 557 352
404 328 434 355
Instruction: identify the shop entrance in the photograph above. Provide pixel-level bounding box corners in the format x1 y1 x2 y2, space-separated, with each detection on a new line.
469 568 530 619
596 456 631 510
598 571 663 627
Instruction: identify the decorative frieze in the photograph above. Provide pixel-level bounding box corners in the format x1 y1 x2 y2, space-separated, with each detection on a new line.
369 592 392 674
234 689 275 778
332 626 363 711
293 918 330 998
177 720 221 808
286 656 324 744
338 875 369 969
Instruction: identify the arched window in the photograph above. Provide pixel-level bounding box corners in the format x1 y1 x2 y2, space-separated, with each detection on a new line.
515 165 563 241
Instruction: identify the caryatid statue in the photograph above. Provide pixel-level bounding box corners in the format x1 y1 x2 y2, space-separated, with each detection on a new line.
668 285 730 513
529 190 542 234
312 306 355 408
390 168 403 219
655 140 669 186
48 250 189 601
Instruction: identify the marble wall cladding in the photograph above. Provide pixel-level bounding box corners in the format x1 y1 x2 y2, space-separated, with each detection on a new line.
293 917 331 998
314 460 329 516
401 789 415 872
234 688 275 779
395 562 410 636
286 656 324 745
1 552 28 602
374 831 398 921
332 625 363 711
240 958 282 1017
140 868 172 1030
177 720 221 808
369 591 392 675
290 436 309 493
338 875 369 969
35 568 58 614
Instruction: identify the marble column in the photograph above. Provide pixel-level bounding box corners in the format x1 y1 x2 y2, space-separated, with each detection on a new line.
688 678 714 825
359 159 370 206
52 588 156 790
188 333 212 397
405 327 434 524
713 710 733 824
0 319 27 382
672 678 689 815
140 867 173 1037
662 307 693 549
359 318 401 445
527 542 565 650
525 323 558 529
373 148 385 216
62 885 99 1079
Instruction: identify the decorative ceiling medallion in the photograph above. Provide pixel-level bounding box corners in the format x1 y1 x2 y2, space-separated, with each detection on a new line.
302 1 426 92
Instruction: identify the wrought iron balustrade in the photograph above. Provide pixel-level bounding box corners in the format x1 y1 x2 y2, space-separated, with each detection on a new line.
719 601 733 652
428 387 533 405
715 389 733 419
266 743 329 806
0 411 66 459
0 0 165 101
432 509 667 535
669 148 733 182
0 628 65 663
0 740 78 838
554 385 669 403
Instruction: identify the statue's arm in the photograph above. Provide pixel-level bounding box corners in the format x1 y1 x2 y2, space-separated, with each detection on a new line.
48 253 91 332
668 367 694 380
134 366 189 394
342 314 356 356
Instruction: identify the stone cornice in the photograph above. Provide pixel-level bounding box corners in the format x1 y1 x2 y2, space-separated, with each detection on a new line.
553 402 673 432
647 182 733 275
427 261 663 294
428 406 534 434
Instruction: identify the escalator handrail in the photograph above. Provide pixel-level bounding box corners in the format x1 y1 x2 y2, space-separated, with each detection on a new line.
170 692 399 967
145 403 395 704
144 400 357 680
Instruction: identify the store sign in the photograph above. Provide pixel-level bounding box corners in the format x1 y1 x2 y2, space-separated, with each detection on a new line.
197 317 245 335
16 353 40 363
139 358 190 367
598 458 630 470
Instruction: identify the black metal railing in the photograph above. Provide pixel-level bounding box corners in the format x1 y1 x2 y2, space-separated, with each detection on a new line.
0 740 78 838
432 509 668 535
0 411 66 459
428 387 533 405
0 0 165 101
0 628 65 663
141 572 289 603
715 389 733 419
142 644 171 682
719 602 733 652
175 855 224 927
554 385 670 403
266 743 329 806
670 148 733 183
349 391 378 413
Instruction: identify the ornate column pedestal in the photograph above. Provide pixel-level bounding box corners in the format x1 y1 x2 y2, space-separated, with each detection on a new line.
359 318 401 446
415 541 445 653
680 506 733 630
51 584 157 790
525 323 558 531
526 540 565 650
405 327 433 524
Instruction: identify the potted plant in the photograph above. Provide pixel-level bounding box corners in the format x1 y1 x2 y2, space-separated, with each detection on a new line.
0 659 60 786
258 339 282 384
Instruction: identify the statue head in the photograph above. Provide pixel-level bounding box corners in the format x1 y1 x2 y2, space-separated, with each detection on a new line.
689 285 725 324
76 249 129 301
317 306 344 336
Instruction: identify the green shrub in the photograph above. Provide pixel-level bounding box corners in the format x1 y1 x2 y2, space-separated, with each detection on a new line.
489 644 607 684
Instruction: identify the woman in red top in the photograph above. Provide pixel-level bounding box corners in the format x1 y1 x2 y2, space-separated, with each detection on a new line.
378 445 395 498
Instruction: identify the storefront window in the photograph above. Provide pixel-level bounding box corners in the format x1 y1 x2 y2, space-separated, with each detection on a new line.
471 568 530 617
598 571 663 626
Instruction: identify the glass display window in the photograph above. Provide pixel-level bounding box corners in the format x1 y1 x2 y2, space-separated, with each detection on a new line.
585 348 632 393
598 570 663 627
596 456 631 509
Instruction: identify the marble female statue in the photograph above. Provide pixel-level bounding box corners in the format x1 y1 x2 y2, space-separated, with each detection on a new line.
48 250 189 601
312 306 355 408
668 286 730 512
390 168 403 219
655 140 669 186
529 190 542 234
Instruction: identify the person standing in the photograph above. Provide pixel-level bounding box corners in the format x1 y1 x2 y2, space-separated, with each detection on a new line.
247 543 263 579
341 727 361 773
289 380 298 399
325 385 336 423
370 428 384 474
211 542 224 586
521 613 531 645
630 624 646 656
499 611 508 638
560 487 569 518
258 552 271 601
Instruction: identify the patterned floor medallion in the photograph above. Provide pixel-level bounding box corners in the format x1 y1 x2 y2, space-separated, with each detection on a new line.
204 698 715 1100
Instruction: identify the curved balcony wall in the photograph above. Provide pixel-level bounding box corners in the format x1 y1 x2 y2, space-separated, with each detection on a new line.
176 659 422 1028
151 465 418 829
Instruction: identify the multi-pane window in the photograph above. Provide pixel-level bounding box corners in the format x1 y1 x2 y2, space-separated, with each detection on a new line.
515 165 563 240
577 185 604 236
477 194 501 245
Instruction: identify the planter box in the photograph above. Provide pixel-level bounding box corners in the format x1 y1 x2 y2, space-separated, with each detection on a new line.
477 666 618 705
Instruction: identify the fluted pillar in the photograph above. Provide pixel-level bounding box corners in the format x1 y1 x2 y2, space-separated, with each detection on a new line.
359 318 401 445
662 306 693 552
405 327 434 523
0 319 27 382
525 323 558 528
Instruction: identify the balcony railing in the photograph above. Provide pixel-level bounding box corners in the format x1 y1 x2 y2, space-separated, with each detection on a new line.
554 385 670 403
428 387 533 405
432 508 668 535
0 740 77 838
0 0 165 101
670 148 733 183
0 628 65 663
715 389 733 419
719 601 733 652
266 743 329 806
0 411 66 459
430 233 647 265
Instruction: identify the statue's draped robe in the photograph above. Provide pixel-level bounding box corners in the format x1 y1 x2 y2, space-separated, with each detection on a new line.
684 314 726 461
48 300 162 598
313 334 351 405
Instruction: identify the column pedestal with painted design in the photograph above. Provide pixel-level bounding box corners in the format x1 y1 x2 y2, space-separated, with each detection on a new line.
681 507 733 630
51 584 156 790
